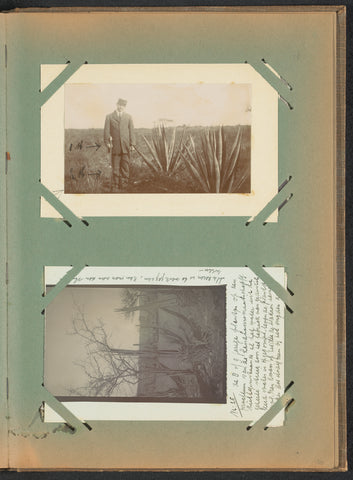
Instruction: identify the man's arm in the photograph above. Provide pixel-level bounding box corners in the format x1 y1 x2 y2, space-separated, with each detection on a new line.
129 115 136 147
104 115 111 148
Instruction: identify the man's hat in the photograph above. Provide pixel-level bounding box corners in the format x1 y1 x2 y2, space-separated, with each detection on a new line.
117 98 127 106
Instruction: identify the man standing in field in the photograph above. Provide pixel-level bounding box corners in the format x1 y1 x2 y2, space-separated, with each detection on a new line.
104 98 136 192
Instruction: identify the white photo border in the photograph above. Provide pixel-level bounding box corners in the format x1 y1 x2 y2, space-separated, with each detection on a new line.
44 266 285 425
41 64 278 219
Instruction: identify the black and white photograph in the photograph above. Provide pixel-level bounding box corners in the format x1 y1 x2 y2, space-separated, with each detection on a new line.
45 285 227 403
44 266 285 423
64 83 251 194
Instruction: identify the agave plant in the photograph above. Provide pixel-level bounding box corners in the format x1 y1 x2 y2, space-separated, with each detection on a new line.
135 124 187 176
180 125 247 193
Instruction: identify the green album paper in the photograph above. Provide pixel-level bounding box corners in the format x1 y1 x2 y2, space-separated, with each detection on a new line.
1 8 346 470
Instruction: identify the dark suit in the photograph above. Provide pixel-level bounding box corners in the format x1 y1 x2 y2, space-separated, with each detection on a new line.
104 111 136 190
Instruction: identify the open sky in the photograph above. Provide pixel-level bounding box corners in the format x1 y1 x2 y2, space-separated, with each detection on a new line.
44 287 139 396
65 83 251 129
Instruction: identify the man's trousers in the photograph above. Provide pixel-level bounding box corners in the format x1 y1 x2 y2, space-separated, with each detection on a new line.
111 153 130 191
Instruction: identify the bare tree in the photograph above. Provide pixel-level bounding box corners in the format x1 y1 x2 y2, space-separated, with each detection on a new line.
69 303 195 397
70 306 140 396
116 288 144 320
67 287 224 401
114 290 177 316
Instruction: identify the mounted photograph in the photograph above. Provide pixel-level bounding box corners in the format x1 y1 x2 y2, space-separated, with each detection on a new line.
45 285 227 403
44 266 285 423
64 83 251 194
41 64 278 217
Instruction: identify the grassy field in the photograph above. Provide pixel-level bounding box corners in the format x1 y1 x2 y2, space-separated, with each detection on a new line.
65 126 251 194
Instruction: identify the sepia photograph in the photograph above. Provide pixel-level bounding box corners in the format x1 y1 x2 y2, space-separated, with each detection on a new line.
41 64 278 217
64 83 251 194
45 285 227 403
